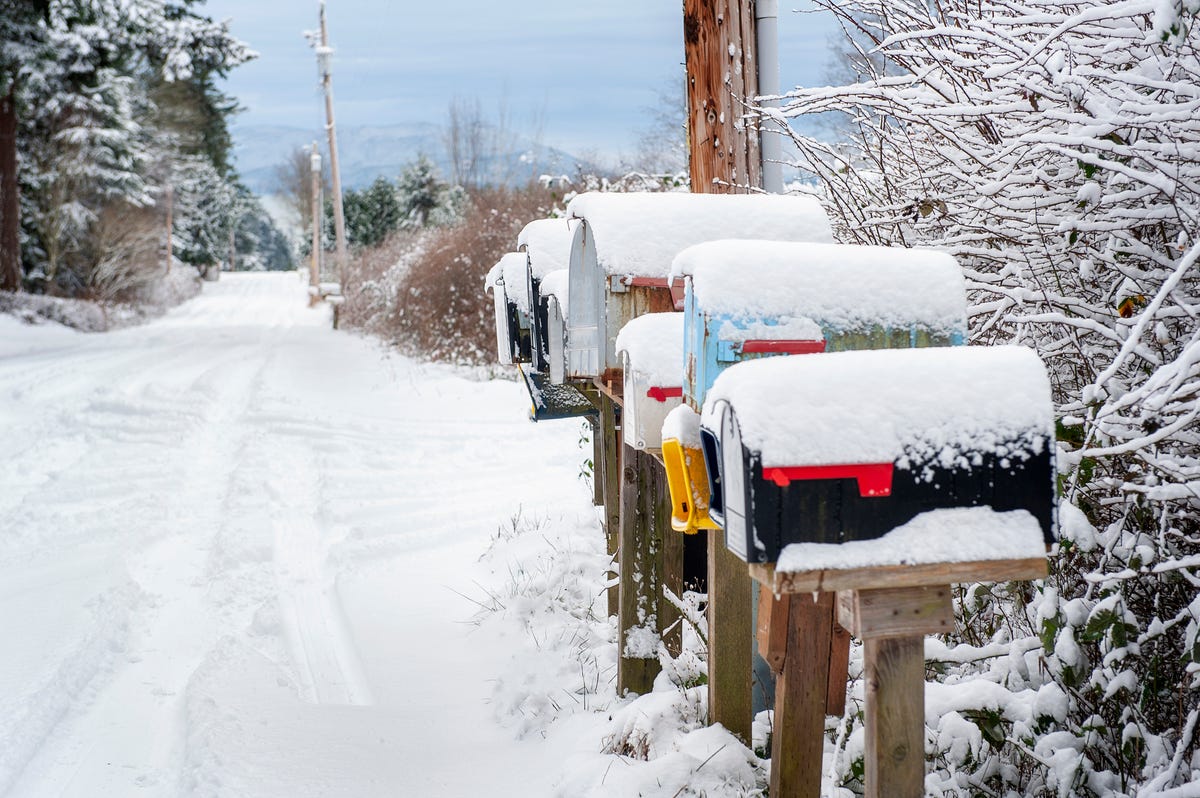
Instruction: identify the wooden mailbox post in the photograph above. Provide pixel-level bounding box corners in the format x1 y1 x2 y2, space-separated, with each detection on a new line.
703 345 1057 797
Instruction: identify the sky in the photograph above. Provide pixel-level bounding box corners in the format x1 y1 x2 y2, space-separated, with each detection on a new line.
201 0 842 162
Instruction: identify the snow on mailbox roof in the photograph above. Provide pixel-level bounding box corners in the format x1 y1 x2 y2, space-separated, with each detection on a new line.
484 261 502 291
675 240 967 334
615 312 685 386
540 269 569 317
565 192 833 278
518 218 574 280
663 404 702 449
496 252 532 313
702 346 1053 469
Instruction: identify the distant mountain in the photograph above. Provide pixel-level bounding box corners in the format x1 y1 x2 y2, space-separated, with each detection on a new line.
231 122 591 195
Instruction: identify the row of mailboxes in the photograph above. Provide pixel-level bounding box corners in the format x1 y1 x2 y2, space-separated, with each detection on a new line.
482 219 596 422
660 240 971 535
699 346 1058 563
563 192 834 384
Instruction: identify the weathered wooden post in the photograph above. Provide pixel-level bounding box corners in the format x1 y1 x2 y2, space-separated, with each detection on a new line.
683 0 762 192
599 391 622 619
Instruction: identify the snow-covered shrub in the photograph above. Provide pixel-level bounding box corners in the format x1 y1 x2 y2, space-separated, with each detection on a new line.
474 508 770 795
380 185 557 366
778 1 1200 793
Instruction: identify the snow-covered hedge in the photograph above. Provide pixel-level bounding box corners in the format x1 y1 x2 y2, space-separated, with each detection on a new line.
777 1 1200 793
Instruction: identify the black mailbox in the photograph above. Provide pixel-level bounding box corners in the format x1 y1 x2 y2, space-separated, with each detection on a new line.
700 346 1057 563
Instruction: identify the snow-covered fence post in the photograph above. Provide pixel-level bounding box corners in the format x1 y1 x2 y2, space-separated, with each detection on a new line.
704 346 1056 797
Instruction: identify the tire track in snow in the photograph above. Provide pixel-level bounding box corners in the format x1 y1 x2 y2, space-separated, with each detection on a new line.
268 437 373 706
2 286 303 796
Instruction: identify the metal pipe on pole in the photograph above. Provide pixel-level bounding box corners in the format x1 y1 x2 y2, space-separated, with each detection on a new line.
317 1 348 288
756 0 784 194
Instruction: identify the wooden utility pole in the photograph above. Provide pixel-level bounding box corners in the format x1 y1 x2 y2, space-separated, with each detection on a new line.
683 0 762 193
310 143 322 306
316 1 348 287
683 0 763 745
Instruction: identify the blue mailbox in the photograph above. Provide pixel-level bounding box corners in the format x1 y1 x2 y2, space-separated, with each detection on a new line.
562 193 833 384
663 240 970 532
701 346 1058 563
674 240 968 410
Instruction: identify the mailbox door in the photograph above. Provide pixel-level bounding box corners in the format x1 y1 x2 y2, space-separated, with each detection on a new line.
508 299 533 364
566 222 602 379
530 277 550 373
547 296 568 384
716 402 752 561
491 285 514 366
700 426 723 524
520 366 597 422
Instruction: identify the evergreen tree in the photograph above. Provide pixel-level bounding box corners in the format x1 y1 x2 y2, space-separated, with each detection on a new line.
397 155 463 229
0 0 252 295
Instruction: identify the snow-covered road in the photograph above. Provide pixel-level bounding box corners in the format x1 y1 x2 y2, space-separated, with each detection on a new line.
0 273 597 797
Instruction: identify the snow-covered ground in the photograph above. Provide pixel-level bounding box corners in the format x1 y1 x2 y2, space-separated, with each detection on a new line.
0 272 618 796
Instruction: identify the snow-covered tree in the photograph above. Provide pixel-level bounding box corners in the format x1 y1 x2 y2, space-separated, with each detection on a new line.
1 0 252 295
343 177 401 249
396 155 464 229
776 1 1200 793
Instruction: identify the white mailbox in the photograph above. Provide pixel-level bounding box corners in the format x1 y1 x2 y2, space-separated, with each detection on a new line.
615 312 685 451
